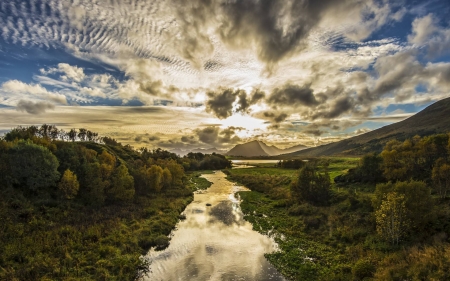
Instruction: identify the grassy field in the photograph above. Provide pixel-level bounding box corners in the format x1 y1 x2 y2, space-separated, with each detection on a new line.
225 157 377 280
227 156 450 280
322 157 360 181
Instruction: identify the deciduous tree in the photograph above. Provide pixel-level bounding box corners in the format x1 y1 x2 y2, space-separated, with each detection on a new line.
58 169 80 199
376 192 409 245
9 141 60 192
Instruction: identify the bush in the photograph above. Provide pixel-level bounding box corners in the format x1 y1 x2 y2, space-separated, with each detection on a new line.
352 259 375 280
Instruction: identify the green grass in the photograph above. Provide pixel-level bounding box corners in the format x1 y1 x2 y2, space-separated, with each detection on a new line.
186 171 214 191
0 190 193 280
321 157 360 181
227 167 297 178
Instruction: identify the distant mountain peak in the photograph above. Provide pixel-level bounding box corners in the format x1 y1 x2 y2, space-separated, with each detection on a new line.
225 140 308 157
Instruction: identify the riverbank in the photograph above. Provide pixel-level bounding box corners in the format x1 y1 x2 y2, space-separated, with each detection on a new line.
226 157 450 281
224 159 367 280
143 170 285 280
0 171 221 280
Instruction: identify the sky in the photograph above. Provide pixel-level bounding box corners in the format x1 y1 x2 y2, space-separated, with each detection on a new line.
0 0 449 154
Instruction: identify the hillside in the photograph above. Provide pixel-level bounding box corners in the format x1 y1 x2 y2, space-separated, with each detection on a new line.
284 97 450 158
226 140 308 157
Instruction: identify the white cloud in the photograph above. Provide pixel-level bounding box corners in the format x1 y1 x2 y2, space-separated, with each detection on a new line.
408 14 437 44
41 63 86 83
1 80 67 105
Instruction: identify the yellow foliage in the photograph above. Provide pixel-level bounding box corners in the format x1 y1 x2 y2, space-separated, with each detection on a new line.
58 169 80 200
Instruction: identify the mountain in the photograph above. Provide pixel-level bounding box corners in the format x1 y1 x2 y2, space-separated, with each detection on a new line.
284 97 450 158
226 140 308 157
170 147 226 156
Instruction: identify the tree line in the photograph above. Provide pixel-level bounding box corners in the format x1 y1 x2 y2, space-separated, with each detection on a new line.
0 125 231 206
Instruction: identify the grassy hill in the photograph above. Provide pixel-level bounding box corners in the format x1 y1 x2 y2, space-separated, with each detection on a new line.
284 97 450 158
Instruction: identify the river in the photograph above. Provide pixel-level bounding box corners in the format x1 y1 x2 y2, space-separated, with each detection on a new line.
142 171 286 280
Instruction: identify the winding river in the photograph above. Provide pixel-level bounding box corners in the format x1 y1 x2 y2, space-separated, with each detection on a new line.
143 170 285 280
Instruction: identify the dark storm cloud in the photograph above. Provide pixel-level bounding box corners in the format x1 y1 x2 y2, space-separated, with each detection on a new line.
268 83 319 107
16 100 55 114
206 88 265 119
262 111 288 123
193 126 242 146
174 0 350 65
205 89 243 119
218 126 243 143
235 89 266 114
156 126 241 151
311 97 354 120
196 126 220 144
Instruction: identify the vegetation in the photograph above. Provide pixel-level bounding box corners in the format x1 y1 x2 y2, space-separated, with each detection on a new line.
0 124 223 280
226 133 450 280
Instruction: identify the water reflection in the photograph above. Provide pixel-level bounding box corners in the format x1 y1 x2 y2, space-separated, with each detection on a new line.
143 171 285 281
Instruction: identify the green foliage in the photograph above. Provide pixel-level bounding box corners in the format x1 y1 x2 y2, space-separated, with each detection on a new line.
186 171 213 191
226 137 450 280
183 152 232 170
9 141 60 193
278 159 306 169
0 125 202 280
58 169 80 199
162 167 172 189
336 153 384 184
375 192 409 245
373 180 432 231
381 134 450 182
432 157 450 199
148 165 163 193
291 164 331 206
352 259 375 280
108 164 135 203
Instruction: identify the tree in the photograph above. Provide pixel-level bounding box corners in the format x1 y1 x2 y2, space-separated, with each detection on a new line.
358 153 384 183
38 124 51 139
108 164 135 203
376 192 409 245
58 169 80 199
82 162 107 205
373 180 432 231
432 158 450 199
148 165 163 193
9 141 60 192
78 128 87 141
381 140 409 181
165 160 185 187
291 164 331 206
68 129 77 142
162 167 172 189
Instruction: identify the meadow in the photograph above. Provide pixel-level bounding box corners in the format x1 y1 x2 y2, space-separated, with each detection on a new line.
226 154 450 280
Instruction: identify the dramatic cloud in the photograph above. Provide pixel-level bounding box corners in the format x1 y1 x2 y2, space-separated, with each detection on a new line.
0 0 448 151
268 83 319 108
205 88 265 119
16 100 55 115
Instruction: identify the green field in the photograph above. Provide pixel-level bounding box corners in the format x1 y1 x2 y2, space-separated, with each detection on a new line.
226 154 450 280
